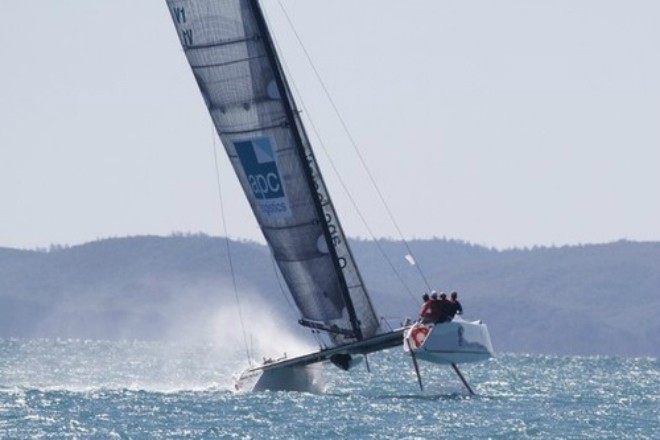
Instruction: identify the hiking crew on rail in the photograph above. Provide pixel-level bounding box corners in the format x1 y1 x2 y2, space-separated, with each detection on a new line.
418 290 464 324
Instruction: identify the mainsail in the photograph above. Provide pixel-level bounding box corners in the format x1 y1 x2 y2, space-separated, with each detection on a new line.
166 0 380 344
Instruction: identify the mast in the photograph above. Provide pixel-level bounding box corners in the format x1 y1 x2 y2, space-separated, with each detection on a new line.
248 0 364 340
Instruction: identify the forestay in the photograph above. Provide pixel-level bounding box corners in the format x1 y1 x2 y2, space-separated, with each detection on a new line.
166 0 380 344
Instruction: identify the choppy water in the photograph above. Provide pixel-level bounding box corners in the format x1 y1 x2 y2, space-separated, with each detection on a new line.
1 338 658 439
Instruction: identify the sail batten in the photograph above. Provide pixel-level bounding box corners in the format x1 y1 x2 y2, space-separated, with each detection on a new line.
216 122 287 136
183 35 258 51
166 0 380 345
190 55 267 70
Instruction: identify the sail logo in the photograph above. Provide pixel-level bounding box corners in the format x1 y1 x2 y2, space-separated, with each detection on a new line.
234 138 291 218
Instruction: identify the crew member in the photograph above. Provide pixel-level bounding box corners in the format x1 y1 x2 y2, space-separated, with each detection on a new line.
418 293 434 323
435 292 452 323
449 291 463 318
428 291 441 322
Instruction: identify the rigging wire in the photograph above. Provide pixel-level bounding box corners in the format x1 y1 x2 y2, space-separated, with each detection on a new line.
211 126 253 365
264 2 416 302
274 0 432 295
286 85 417 302
258 7 352 347
296 102 419 302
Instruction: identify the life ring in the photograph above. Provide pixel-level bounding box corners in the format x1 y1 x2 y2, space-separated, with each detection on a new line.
410 325 429 348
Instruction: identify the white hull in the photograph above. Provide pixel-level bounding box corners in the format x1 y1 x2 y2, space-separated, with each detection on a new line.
404 317 494 364
234 365 320 393
233 321 493 392
233 329 404 392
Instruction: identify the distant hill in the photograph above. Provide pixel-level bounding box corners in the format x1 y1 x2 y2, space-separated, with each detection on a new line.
1 235 658 357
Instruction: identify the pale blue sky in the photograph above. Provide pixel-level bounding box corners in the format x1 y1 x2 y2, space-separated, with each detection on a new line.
1 0 658 250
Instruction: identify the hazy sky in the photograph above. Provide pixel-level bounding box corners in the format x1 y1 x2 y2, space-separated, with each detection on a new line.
1 0 658 250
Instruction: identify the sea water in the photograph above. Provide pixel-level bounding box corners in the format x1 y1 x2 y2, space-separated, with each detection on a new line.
0 338 657 439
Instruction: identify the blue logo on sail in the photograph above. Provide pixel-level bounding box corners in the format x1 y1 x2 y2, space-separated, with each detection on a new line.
234 137 291 218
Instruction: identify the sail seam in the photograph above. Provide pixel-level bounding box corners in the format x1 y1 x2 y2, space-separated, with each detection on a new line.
183 35 259 51
216 121 287 136
268 253 331 263
191 54 267 70
259 220 321 231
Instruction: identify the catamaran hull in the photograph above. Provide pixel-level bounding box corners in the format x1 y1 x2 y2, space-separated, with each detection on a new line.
233 329 405 392
404 318 494 364
235 365 319 393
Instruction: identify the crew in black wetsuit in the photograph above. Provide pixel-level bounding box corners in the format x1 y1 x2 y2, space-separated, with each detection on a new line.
449 291 463 319
434 293 452 323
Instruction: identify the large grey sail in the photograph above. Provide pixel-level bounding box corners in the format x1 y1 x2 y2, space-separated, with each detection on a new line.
166 0 379 344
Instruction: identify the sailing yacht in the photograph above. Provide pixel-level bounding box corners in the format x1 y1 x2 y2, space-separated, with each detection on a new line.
165 0 494 393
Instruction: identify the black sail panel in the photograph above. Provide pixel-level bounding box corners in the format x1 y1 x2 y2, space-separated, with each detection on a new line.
166 0 379 344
